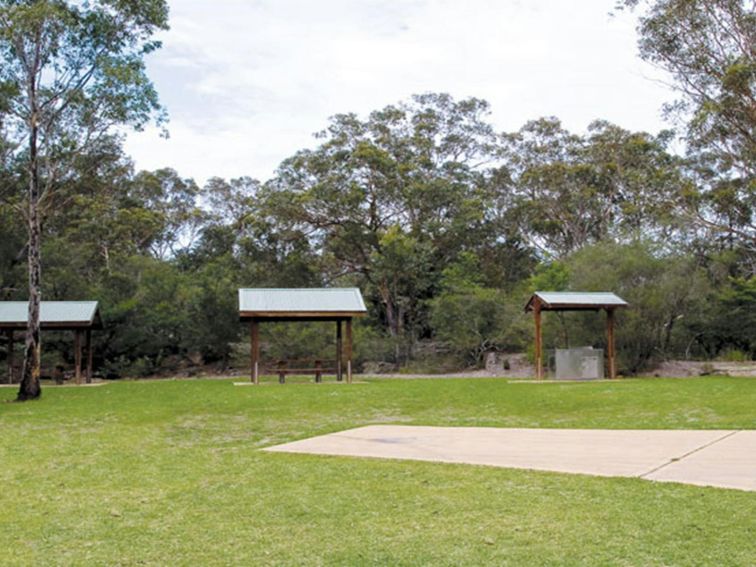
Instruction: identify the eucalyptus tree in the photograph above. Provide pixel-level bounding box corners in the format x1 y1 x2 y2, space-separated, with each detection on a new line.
619 0 755 254
502 118 685 257
0 0 168 400
130 168 204 260
269 93 501 339
203 176 260 230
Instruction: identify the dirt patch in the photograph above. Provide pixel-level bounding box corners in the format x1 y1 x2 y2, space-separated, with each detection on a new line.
366 353 536 379
99 356 756 382
648 360 756 378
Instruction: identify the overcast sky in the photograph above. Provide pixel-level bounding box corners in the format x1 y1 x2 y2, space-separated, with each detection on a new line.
122 0 674 185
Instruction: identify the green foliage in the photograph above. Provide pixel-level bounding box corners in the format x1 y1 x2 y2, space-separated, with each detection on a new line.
1 78 753 378
182 258 241 365
619 0 755 251
717 348 749 362
430 281 528 365
502 117 687 256
528 261 570 293
430 252 530 366
438 251 485 293
0 0 168 394
0 206 25 297
0 0 169 164
689 276 756 359
269 93 503 340
566 240 712 373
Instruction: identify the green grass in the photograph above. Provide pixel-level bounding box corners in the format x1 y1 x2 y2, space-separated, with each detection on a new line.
1 376 754 566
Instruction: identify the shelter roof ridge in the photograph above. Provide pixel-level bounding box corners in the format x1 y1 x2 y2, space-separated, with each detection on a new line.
239 287 367 316
525 291 628 312
0 301 101 328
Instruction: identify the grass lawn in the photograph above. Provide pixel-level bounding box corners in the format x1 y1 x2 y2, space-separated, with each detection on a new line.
1 376 755 566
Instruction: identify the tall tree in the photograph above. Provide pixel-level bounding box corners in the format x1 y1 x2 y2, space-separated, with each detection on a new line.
270 93 500 338
0 0 168 400
502 118 684 257
130 168 204 260
619 0 755 255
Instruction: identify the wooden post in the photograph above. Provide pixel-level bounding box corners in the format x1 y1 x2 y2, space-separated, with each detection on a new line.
74 329 83 384
250 320 260 385
606 308 616 379
336 320 343 382
314 359 322 383
534 300 543 380
85 328 93 384
6 330 13 384
345 318 353 384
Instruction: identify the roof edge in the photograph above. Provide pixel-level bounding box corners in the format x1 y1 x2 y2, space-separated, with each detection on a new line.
525 291 629 312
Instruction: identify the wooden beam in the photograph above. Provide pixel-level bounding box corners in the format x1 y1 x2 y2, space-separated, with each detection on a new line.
345 318 353 384
534 300 543 380
535 304 627 312
74 330 83 384
85 328 93 384
606 308 616 379
6 330 13 384
0 322 97 330
240 311 367 320
250 320 260 385
336 320 343 382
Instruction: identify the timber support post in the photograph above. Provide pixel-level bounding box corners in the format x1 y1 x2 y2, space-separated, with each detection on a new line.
606 308 616 379
85 328 93 383
534 300 543 380
6 330 13 384
74 329 83 384
345 318 353 384
314 359 322 383
250 320 259 385
336 320 343 382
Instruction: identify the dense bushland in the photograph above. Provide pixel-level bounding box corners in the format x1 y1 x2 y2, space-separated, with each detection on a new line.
1 1 753 378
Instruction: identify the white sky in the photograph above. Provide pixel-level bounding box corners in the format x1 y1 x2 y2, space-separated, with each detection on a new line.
123 0 674 185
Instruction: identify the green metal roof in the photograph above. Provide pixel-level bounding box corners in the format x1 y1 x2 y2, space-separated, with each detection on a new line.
239 288 367 315
0 301 101 327
526 292 628 311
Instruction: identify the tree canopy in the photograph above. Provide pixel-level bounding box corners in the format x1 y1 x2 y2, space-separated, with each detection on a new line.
0 0 168 399
0 1 753 384
619 0 755 249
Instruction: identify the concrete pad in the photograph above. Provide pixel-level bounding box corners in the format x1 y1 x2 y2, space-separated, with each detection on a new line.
644 431 756 491
265 425 755 491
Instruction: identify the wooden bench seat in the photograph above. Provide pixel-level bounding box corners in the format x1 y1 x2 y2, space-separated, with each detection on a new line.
262 360 339 383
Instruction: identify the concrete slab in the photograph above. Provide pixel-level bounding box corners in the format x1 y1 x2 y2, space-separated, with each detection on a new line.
265 425 755 491
644 430 756 491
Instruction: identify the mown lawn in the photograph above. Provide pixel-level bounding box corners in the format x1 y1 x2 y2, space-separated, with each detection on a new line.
1 376 754 566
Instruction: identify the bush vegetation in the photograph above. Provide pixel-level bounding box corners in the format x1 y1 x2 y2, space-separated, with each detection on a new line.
1 1 753 379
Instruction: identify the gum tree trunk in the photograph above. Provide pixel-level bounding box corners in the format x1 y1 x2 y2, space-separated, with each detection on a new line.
17 80 42 402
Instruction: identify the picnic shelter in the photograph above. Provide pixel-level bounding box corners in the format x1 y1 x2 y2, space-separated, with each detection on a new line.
0 301 102 384
525 291 628 379
239 288 367 384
